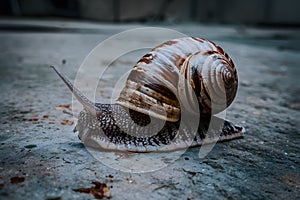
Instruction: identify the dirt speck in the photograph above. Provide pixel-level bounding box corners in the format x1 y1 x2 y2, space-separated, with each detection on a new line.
43 115 49 119
24 144 37 149
28 118 39 122
56 105 72 111
73 181 111 199
60 119 74 126
10 177 25 184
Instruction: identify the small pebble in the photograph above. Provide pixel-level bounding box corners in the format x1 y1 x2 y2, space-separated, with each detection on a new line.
259 141 264 145
46 189 63 200
252 111 261 115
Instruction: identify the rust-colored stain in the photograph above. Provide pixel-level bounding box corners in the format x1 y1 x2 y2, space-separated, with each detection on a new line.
60 119 74 126
73 181 111 199
55 104 72 111
42 115 49 119
28 118 39 122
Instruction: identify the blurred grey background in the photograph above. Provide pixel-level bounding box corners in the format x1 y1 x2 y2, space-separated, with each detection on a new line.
0 0 299 25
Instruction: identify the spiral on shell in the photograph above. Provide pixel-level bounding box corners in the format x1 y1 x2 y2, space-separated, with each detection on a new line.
116 37 238 122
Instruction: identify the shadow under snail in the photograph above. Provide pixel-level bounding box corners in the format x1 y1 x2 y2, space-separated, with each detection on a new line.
51 37 245 152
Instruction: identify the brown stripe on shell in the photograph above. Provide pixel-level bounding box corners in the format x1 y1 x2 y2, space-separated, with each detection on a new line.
215 45 225 55
209 40 235 68
199 92 212 114
223 52 234 68
153 40 178 50
193 50 217 57
216 47 234 68
130 64 179 89
191 37 205 43
174 55 186 69
138 53 156 64
207 40 220 52
144 83 178 102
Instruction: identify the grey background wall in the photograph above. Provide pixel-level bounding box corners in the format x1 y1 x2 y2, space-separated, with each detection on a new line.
1 0 300 25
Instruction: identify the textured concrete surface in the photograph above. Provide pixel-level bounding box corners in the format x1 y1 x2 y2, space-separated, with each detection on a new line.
0 19 300 199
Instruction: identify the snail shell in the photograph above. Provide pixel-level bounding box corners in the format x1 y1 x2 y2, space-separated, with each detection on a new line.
51 37 244 152
116 37 237 122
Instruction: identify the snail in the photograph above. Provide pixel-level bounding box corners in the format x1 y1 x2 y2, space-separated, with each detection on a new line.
51 37 244 152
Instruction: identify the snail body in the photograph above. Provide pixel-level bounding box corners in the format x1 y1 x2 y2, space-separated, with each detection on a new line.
52 37 244 152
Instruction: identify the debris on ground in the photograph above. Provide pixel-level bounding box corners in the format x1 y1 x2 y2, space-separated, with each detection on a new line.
73 181 111 199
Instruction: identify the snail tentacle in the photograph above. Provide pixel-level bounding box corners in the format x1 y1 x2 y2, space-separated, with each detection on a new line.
51 66 102 117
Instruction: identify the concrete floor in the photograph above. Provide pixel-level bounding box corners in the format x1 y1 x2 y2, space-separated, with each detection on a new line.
0 19 300 199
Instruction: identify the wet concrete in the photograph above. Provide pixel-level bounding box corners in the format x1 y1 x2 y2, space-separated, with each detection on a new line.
0 19 299 199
